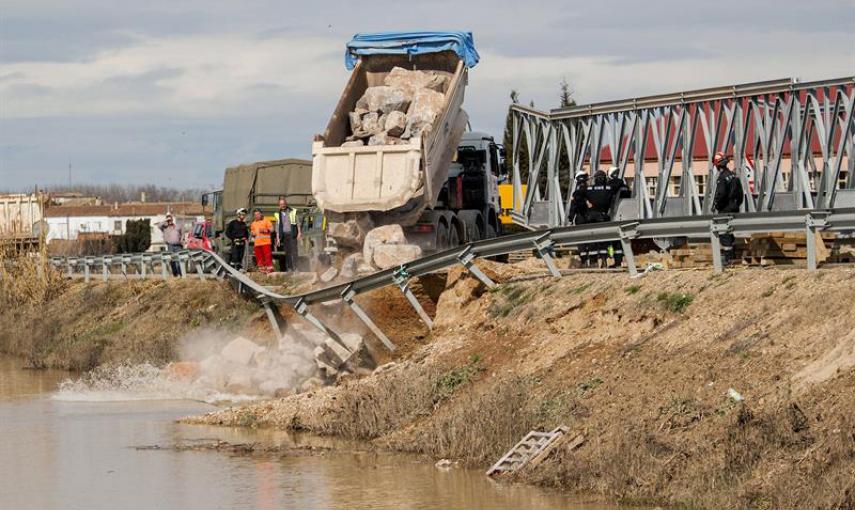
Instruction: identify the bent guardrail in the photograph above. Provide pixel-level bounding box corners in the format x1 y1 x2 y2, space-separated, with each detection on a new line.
49 207 855 352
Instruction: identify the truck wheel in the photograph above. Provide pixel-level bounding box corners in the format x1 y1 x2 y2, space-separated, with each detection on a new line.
436 223 450 251
449 225 460 247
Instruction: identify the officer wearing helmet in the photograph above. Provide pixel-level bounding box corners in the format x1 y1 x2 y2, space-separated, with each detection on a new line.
605 166 629 267
225 208 250 270
584 170 615 266
569 171 591 264
712 152 743 264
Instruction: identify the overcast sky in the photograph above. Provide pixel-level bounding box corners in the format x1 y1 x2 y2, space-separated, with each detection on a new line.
1 0 853 190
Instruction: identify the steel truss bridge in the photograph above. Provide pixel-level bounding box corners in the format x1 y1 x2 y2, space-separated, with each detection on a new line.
507 77 855 228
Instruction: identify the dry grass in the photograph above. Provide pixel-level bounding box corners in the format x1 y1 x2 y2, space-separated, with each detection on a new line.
0 243 67 308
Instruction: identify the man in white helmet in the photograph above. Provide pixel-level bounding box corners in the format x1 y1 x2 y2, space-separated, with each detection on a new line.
225 208 249 270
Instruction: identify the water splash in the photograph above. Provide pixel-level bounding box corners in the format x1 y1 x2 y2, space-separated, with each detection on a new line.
53 363 261 403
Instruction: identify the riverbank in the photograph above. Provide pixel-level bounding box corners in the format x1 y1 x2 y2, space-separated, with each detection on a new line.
4 254 854 508
188 264 855 509
0 276 259 370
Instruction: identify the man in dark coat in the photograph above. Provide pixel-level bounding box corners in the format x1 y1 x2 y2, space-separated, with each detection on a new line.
712 152 743 265
225 208 250 270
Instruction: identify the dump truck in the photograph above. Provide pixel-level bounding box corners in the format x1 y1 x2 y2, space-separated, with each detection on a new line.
203 158 326 270
312 31 504 253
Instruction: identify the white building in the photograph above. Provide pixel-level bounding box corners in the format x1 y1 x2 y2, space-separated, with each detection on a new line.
44 202 206 251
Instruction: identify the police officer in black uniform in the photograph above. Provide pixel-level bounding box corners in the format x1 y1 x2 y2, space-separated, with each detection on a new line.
585 170 615 267
607 166 630 267
569 171 590 265
712 152 743 265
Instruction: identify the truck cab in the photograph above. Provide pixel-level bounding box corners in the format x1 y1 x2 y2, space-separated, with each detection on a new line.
406 131 505 251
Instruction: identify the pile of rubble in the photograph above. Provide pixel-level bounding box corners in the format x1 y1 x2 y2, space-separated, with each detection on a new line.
341 66 450 147
169 324 373 397
320 224 423 283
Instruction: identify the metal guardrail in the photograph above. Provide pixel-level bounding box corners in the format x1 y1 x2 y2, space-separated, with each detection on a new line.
48 207 855 352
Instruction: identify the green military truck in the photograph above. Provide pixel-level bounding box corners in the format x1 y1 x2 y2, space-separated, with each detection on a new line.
203 158 326 270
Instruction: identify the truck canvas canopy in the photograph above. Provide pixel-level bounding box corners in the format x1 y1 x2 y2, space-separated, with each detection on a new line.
345 31 480 70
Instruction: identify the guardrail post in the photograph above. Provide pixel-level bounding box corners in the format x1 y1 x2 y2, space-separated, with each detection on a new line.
66 258 74 278
158 254 168 280
139 255 147 279
293 298 351 352
805 211 830 271
532 232 561 277
393 267 434 329
618 222 640 276
709 217 732 274
83 257 92 283
342 285 396 352
102 256 110 281
262 300 286 338
178 253 188 278
457 247 495 288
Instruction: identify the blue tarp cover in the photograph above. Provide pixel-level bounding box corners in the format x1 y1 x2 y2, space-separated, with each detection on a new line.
345 31 479 70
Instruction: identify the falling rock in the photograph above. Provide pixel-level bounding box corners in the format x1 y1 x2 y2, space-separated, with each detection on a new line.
385 111 407 137
320 266 339 283
225 369 253 394
363 224 407 263
372 243 423 269
340 252 364 280
341 140 365 148
373 362 397 375
327 218 372 249
356 86 411 115
220 336 265 367
348 111 362 133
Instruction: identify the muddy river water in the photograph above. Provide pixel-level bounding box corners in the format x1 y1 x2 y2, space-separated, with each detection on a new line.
0 355 628 510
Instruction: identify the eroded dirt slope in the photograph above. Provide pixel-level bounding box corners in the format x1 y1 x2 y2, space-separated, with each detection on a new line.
191 264 855 509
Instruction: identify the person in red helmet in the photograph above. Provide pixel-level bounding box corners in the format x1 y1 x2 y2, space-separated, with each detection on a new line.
712 152 743 265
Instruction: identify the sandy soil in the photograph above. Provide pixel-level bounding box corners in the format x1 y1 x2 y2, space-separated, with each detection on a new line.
188 262 855 509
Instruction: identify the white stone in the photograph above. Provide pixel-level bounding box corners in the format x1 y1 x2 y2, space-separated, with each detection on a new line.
356 86 411 115
363 224 407 263
340 252 364 280
404 88 445 139
372 243 423 269
327 219 371 249
360 112 380 135
348 111 362 133
367 132 389 146
341 140 365 148
320 266 339 283
220 337 264 367
385 111 407 137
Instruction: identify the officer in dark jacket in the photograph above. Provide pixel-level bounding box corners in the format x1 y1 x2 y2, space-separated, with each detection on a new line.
569 171 590 265
712 153 743 264
225 208 250 270
607 167 630 267
585 170 615 266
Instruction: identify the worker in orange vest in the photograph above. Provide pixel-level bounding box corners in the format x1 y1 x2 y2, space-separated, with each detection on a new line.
250 208 274 273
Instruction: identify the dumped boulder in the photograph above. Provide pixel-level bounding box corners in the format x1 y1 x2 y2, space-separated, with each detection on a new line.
320 266 339 283
363 224 408 263
373 243 423 269
220 336 264 366
327 217 373 249
404 88 445 139
385 111 407 137
355 86 410 115
340 252 364 280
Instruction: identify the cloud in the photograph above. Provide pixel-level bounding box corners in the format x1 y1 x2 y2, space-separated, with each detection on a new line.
0 0 852 189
